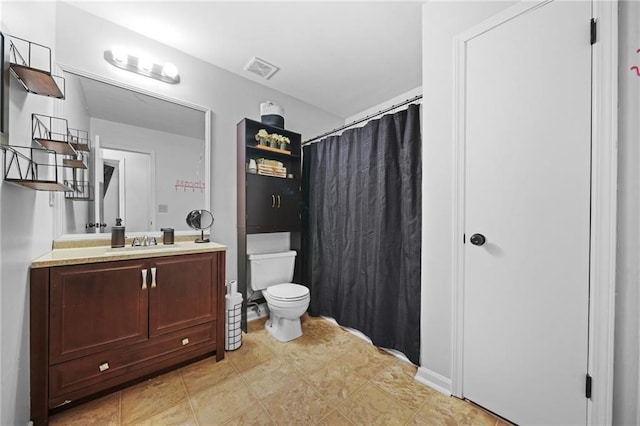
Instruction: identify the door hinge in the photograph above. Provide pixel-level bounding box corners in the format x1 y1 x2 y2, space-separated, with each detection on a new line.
590 18 597 45
585 374 592 399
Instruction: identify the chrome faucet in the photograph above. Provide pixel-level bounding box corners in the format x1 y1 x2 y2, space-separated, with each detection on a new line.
131 235 157 247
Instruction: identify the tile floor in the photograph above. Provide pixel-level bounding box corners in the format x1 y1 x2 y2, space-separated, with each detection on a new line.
50 315 506 425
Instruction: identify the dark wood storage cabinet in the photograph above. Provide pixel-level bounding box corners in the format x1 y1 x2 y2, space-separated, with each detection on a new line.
30 251 226 426
246 174 301 231
237 118 302 330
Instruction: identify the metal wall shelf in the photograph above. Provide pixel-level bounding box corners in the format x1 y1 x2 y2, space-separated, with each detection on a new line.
1 36 94 193
1 116 92 191
62 158 87 169
68 128 90 152
32 114 76 155
64 180 93 201
8 36 65 99
1 145 73 191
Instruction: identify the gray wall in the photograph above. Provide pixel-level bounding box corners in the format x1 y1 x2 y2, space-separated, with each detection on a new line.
613 2 640 425
0 2 343 425
53 2 344 281
1 3 59 424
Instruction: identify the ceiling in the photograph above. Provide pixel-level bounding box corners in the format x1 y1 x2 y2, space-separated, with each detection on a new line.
66 1 423 119
69 71 206 140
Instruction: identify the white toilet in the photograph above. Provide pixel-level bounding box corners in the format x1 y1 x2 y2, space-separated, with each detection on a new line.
247 250 310 342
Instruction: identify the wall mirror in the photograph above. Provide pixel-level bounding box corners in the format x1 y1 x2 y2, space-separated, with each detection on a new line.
56 69 211 237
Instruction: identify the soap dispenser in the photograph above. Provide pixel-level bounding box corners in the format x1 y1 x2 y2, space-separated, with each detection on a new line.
111 218 125 248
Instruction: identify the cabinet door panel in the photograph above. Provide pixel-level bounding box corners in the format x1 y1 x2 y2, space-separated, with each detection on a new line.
246 174 301 232
50 260 149 364
276 179 301 230
149 253 217 337
246 174 279 229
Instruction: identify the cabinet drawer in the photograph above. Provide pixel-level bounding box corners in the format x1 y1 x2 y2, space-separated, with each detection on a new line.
49 321 216 402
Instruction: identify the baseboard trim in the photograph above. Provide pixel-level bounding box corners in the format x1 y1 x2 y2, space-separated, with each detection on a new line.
414 367 452 396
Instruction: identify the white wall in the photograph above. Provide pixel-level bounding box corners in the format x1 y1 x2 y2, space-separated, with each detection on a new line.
0 2 343 425
0 3 59 425
421 4 640 426
0 4 4 424
613 2 640 424
54 2 343 282
101 147 150 232
344 86 422 125
91 118 205 232
419 1 515 390
56 70 91 234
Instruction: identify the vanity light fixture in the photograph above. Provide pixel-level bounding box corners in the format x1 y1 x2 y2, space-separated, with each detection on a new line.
104 47 180 84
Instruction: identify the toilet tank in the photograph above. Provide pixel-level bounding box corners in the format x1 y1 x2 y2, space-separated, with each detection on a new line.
247 250 297 291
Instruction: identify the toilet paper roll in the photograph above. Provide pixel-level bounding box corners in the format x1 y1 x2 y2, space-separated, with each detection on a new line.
227 280 238 295
260 101 284 117
225 292 243 310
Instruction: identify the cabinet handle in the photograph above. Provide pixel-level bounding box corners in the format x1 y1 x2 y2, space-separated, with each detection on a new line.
141 269 148 290
277 195 281 208
181 337 189 346
151 267 157 288
271 194 276 208
99 362 109 372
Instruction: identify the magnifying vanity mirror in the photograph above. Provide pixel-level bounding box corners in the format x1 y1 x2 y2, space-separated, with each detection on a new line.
56 69 211 237
186 209 214 243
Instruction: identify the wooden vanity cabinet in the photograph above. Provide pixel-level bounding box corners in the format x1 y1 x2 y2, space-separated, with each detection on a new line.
30 251 225 426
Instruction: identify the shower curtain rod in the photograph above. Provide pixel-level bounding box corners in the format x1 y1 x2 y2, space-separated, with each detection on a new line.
302 94 423 145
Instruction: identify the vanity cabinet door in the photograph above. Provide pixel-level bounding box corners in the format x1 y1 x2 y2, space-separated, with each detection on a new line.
148 253 217 337
49 260 149 364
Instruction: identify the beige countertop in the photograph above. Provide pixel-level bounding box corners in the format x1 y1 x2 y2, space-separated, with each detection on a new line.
32 240 227 268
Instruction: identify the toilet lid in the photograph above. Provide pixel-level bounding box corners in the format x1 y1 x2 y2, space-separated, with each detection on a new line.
266 283 309 301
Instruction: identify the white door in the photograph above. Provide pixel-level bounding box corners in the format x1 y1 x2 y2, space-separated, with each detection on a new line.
101 148 152 232
462 1 592 424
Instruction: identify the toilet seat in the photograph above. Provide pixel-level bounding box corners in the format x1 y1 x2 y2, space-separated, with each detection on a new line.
265 283 309 302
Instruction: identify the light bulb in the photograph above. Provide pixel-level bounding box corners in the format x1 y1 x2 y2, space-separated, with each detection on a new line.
162 63 178 79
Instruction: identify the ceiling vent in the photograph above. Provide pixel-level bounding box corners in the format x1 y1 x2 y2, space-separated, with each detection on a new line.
244 57 279 80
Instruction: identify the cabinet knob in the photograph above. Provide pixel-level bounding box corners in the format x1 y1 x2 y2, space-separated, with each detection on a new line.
99 362 110 372
181 337 189 346
141 269 148 290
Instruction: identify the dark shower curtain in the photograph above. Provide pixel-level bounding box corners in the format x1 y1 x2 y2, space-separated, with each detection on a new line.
302 103 422 364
